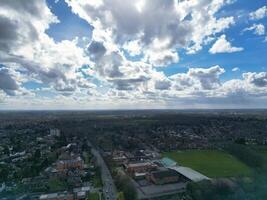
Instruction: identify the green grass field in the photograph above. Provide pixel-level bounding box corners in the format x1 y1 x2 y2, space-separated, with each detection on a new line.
251 146 267 160
258 150 267 160
163 150 252 178
92 175 103 188
48 177 67 192
87 192 100 200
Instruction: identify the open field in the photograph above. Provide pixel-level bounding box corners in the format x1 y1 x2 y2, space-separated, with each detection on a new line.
257 150 267 160
87 192 100 200
250 146 267 160
163 150 252 178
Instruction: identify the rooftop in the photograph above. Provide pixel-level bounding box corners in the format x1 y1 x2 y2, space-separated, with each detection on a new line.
39 191 72 199
39 193 58 199
151 169 179 179
73 186 90 193
169 166 210 182
155 157 177 167
58 156 82 164
127 162 153 168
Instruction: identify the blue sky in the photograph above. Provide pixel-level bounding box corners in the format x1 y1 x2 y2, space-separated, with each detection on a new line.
46 0 93 42
45 0 267 79
0 0 267 109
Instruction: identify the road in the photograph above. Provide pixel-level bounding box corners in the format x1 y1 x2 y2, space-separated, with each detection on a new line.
89 142 117 200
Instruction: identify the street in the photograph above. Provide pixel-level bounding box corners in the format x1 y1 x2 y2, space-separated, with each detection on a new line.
89 142 117 200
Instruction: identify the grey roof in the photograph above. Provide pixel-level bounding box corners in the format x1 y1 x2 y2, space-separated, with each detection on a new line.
40 193 58 199
151 169 179 179
158 157 177 167
169 166 210 182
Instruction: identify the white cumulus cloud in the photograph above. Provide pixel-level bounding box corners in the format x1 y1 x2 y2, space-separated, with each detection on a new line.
243 23 265 36
249 6 267 20
66 0 235 65
209 35 244 54
232 67 240 72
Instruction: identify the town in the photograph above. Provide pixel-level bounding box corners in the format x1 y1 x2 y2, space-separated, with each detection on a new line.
1 110 267 200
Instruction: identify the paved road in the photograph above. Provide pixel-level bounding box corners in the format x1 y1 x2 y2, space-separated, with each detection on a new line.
89 143 117 200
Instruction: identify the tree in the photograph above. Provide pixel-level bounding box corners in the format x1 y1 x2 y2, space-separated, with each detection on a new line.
3 145 9 155
117 192 125 200
123 181 137 200
226 144 265 169
187 179 236 200
115 175 137 200
0 164 9 182
33 149 41 162
235 138 246 145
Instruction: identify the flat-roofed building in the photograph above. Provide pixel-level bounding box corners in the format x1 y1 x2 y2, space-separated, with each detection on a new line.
154 157 177 168
169 166 210 182
147 169 180 185
125 162 157 175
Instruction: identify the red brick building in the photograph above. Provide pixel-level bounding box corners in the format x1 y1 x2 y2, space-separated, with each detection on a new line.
125 162 157 175
56 157 84 172
147 169 180 185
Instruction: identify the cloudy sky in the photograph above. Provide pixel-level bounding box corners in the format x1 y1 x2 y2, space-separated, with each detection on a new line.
0 0 267 110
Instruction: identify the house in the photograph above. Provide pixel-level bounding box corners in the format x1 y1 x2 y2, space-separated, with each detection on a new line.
22 176 48 192
39 191 73 200
147 169 180 185
0 183 5 192
43 167 59 178
73 186 90 199
112 150 128 165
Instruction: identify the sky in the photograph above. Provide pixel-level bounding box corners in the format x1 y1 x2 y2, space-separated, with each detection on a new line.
0 0 267 110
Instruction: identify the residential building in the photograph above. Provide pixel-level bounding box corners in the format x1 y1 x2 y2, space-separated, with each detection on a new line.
39 191 73 200
56 157 84 172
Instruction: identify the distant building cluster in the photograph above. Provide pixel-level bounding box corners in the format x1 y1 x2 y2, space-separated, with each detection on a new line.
109 148 209 199
0 127 102 200
39 186 90 200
